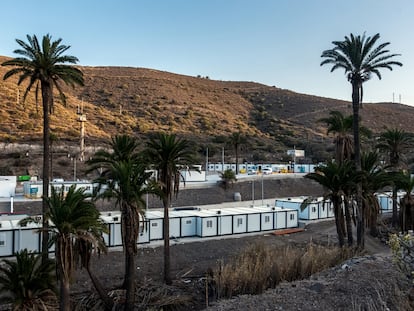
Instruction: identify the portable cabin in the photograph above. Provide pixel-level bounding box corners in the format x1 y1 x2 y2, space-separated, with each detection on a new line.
195 209 220 237
0 215 14 257
258 207 276 231
233 207 263 233
169 210 198 237
230 210 247 234
23 180 94 199
376 191 406 212
180 167 206 182
276 197 333 221
11 214 41 254
240 206 276 231
0 176 16 197
23 182 42 199
100 211 122 247
285 209 298 228
274 207 287 229
145 211 164 241
275 197 317 220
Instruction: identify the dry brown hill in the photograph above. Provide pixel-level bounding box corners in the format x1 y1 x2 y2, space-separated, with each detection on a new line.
0 54 413 174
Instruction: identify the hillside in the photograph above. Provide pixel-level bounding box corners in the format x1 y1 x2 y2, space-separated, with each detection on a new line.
0 55 413 177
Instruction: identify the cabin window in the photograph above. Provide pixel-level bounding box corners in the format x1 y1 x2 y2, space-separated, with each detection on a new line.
85 186 91 191
264 215 270 223
151 223 158 227
237 218 243 226
290 214 295 220
312 206 316 213
206 220 213 228
0 234 5 247
185 220 192 225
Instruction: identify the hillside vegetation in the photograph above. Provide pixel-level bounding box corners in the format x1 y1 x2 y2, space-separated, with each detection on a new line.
0 55 413 177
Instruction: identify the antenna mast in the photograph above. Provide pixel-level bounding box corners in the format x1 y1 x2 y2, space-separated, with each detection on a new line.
77 101 87 161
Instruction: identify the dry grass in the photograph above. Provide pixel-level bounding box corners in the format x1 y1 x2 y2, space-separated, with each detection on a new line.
214 242 356 298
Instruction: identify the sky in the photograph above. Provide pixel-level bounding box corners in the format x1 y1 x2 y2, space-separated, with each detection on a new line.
0 0 413 105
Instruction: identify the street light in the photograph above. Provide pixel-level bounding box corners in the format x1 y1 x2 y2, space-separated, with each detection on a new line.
68 154 77 181
251 180 255 207
261 173 264 206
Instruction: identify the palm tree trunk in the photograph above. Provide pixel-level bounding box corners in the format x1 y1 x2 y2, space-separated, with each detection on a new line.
343 198 353 246
60 279 71 311
86 266 114 311
57 242 71 311
333 197 345 247
235 144 239 175
352 82 364 249
392 186 398 227
122 206 136 310
41 81 52 263
163 198 172 285
124 250 136 310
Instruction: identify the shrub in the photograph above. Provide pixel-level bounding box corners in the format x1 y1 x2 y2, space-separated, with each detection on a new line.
388 233 414 283
218 169 236 189
214 242 355 298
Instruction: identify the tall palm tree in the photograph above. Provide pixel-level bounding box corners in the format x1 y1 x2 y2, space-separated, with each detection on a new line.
143 133 197 285
42 185 107 311
305 161 356 247
321 33 402 247
228 132 247 174
376 128 414 227
0 249 57 310
2 34 84 262
87 135 154 310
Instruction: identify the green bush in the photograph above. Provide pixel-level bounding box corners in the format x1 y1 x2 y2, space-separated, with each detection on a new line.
389 233 414 283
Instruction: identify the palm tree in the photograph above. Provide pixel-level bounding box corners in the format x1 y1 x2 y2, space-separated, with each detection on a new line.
87 135 154 310
321 33 402 247
320 111 354 164
0 249 57 310
394 172 414 232
360 151 391 236
219 168 237 189
228 132 247 174
305 161 356 247
2 34 84 262
45 185 107 311
143 133 197 285
376 128 414 227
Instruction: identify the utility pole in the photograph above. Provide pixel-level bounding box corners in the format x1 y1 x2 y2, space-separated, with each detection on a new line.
77 102 87 161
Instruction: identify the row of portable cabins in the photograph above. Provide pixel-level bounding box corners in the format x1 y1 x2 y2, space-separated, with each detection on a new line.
277 192 407 221
23 181 94 199
0 206 298 257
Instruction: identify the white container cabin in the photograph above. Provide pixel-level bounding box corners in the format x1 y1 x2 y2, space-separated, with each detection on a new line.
0 176 16 197
11 214 41 254
376 192 405 212
275 196 334 221
0 215 15 257
100 211 122 247
195 209 221 237
145 211 164 241
23 180 94 199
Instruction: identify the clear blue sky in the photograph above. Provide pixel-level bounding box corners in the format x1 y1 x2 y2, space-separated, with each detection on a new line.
1 0 413 105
